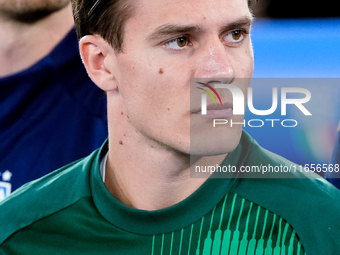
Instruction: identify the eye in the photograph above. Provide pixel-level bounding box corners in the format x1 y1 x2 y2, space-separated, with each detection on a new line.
165 36 193 51
224 30 246 44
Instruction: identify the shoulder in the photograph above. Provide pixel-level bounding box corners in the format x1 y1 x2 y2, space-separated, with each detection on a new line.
232 131 340 255
0 149 99 245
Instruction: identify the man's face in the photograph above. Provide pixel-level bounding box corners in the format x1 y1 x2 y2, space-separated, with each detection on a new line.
111 0 254 156
0 0 69 16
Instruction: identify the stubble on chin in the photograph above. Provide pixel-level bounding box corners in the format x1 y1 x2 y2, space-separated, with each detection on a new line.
0 0 70 22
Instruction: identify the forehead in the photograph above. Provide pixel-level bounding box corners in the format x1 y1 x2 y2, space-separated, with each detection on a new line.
128 0 251 31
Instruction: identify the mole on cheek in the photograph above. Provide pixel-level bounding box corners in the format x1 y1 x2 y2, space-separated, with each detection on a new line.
159 68 164 74
119 140 123 145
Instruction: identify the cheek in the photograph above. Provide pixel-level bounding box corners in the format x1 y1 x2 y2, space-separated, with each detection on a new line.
233 54 254 78
230 41 254 77
244 43 254 75
115 56 156 98
117 68 175 119
115 52 191 114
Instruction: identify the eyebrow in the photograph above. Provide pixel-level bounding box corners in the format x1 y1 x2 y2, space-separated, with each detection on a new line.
219 17 253 33
147 25 201 40
147 16 254 41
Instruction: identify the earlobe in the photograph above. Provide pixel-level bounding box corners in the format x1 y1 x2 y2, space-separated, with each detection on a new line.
79 35 118 91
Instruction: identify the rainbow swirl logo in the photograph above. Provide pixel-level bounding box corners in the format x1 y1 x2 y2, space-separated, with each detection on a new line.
196 82 223 106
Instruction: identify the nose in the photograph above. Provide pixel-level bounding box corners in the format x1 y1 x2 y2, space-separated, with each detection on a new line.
193 37 234 84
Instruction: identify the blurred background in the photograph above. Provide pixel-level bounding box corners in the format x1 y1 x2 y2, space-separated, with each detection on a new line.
244 0 340 174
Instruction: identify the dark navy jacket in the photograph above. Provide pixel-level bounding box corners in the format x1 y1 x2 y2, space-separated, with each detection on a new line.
0 29 107 199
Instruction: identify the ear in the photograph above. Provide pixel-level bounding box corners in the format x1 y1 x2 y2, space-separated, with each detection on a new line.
79 35 117 91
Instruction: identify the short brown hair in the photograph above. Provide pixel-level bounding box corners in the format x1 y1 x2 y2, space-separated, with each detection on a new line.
71 0 254 53
70 0 135 52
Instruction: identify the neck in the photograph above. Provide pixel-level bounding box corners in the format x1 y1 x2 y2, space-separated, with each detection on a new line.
0 3 74 77
105 96 228 211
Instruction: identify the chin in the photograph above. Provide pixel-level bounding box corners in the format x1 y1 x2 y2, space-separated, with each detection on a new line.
189 127 242 156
